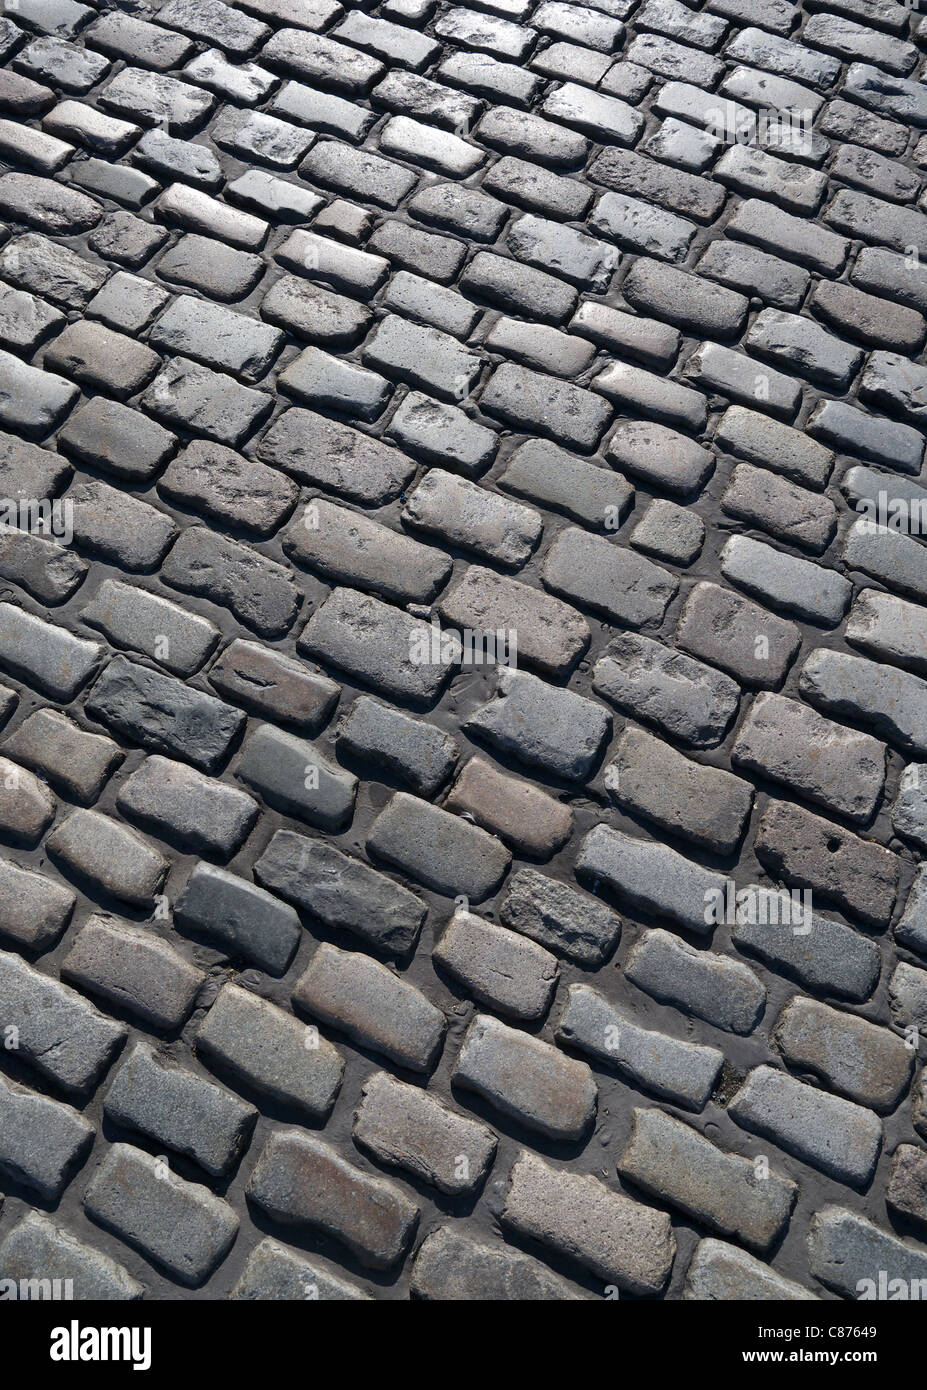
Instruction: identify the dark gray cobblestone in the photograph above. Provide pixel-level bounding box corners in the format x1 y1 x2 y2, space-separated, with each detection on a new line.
0 0 925 1307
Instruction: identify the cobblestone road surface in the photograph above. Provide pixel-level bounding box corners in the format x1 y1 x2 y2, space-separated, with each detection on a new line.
0 0 925 1301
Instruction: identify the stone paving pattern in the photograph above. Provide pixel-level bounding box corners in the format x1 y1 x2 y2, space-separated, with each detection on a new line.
0 0 926 1301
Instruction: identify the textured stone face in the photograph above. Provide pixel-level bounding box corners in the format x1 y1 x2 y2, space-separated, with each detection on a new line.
1 0 926 1309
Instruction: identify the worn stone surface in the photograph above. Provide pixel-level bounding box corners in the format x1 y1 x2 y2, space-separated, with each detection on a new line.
0 0 920 1307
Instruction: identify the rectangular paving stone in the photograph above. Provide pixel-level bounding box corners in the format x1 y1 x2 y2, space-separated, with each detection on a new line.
0 857 75 950
262 28 385 93
159 439 297 538
62 916 204 1031
589 189 695 263
755 800 899 927
410 1225 580 1301
86 655 245 774
592 632 739 748
497 438 633 532
577 824 725 936
299 586 452 705
502 1149 675 1295
104 1042 256 1178
236 723 356 833
293 942 445 1073
843 517 927 604
606 725 753 855
254 828 425 957
453 1012 595 1141
286 497 449 603
714 405 834 488
0 1073 92 1201
809 1206 927 1300
386 391 497 475
196 981 343 1121
256 409 414 505
142 357 273 447
810 400 923 472
627 927 765 1035
80 579 219 677
47 808 168 908
732 691 886 822
0 1211 143 1301
774 997 910 1112
729 1065 882 1187
684 1239 816 1302
355 1070 496 1196
435 909 558 1021
619 1107 796 1253
83 1144 238 1287
557 983 722 1111
116 756 258 860
499 867 621 966
720 535 851 625
176 862 301 977
542 526 677 630
161 527 299 639
0 949 126 1095
149 296 282 383
367 790 510 902
443 754 571 859
0 602 100 699
207 639 338 733
675 580 801 687
438 563 590 678
847 588 927 678
0 346 78 438
337 696 457 798
799 647 927 759
248 1130 417 1270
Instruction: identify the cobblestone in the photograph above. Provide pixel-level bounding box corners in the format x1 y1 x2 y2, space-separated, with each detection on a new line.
0 0 922 1305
